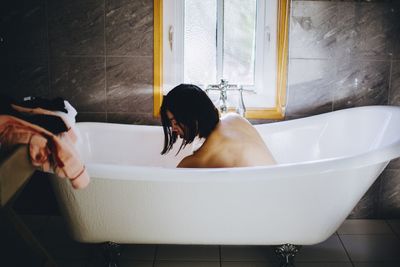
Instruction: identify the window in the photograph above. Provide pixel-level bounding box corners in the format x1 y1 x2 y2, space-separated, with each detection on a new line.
154 0 290 119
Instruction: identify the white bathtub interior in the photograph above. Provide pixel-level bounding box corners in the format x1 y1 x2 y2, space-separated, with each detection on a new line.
51 106 400 245
77 106 400 167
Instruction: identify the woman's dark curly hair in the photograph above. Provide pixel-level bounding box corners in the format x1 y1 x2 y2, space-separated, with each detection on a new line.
160 84 220 155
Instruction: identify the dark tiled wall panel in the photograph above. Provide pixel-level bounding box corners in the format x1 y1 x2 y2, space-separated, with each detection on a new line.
48 0 105 56
50 56 106 112
106 56 153 113
105 0 153 56
1 0 400 218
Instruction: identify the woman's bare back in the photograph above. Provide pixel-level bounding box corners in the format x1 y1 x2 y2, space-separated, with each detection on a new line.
177 113 276 168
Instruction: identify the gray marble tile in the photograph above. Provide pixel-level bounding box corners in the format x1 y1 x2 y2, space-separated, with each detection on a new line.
283 114 305 121
19 215 50 237
119 261 154 267
89 245 155 267
296 263 352 267
285 59 335 116
121 245 156 260
107 113 160 125
348 176 381 219
106 0 153 56
50 56 106 112
340 234 400 262
106 56 153 113
389 61 400 106
391 3 400 60
222 262 276 267
221 246 275 262
0 57 49 100
155 262 220 267
48 0 104 56
387 219 400 237
337 219 392 235
0 0 47 58
387 158 400 170
333 59 390 110
354 263 400 267
290 1 337 59
0 220 43 267
76 112 107 122
295 235 349 262
37 216 95 260
336 2 394 60
156 245 219 261
55 259 88 267
379 169 400 218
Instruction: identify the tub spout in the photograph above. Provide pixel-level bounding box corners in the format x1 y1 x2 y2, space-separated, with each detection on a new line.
206 79 247 117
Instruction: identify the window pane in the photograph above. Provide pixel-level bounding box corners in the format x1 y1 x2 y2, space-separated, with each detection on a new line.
223 0 256 85
184 0 217 85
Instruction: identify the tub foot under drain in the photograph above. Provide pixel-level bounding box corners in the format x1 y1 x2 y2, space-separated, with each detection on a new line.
275 243 301 267
102 241 121 267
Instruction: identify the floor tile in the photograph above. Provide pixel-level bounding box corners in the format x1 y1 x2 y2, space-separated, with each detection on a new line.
19 214 50 236
121 245 156 260
156 245 219 261
296 263 352 267
48 243 96 260
55 259 88 267
222 262 276 267
119 260 154 267
337 220 393 235
155 261 220 267
295 235 350 262
353 263 400 267
340 235 400 262
387 220 400 237
0 213 45 266
221 245 274 261
38 215 75 246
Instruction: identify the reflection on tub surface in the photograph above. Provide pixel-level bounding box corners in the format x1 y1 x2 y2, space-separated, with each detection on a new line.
52 106 400 245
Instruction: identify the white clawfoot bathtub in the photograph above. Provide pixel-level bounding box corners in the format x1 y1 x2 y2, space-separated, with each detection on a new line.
51 105 400 245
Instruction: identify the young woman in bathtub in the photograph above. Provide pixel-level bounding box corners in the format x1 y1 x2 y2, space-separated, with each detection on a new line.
160 84 276 168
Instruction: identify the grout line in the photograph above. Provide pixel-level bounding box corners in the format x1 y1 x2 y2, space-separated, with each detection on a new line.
152 245 158 267
336 233 355 267
386 219 400 240
44 0 52 98
219 245 222 267
331 58 337 111
103 0 108 122
338 233 396 236
388 59 393 105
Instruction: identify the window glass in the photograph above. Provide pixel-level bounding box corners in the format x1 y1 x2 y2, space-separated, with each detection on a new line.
223 0 257 85
184 0 217 85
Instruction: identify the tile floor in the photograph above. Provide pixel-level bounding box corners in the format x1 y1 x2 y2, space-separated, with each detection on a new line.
1 215 400 267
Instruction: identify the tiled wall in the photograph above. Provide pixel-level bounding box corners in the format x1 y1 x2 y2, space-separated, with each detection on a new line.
0 0 157 125
1 0 400 218
287 0 400 219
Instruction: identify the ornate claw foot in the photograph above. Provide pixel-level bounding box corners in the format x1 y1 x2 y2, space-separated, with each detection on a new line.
275 243 300 267
102 241 121 267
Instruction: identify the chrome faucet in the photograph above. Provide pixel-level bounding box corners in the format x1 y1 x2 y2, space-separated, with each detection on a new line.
205 79 246 117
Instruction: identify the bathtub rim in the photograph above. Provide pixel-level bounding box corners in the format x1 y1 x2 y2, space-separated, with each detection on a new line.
82 139 399 182
75 105 400 181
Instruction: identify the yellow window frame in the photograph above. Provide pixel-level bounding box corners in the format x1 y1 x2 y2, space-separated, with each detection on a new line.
153 0 290 120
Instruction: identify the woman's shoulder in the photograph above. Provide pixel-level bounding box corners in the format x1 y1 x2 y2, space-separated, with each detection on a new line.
221 113 252 128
